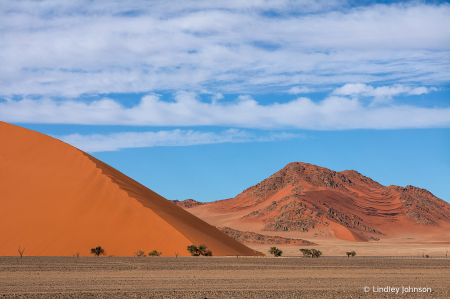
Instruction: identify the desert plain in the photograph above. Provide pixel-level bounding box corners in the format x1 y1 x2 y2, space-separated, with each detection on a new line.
1 256 449 298
1 122 450 298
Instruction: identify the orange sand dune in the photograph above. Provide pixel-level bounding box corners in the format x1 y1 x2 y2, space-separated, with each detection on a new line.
0 122 261 257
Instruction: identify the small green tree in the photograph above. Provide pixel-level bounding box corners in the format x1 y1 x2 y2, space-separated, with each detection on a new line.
346 252 351 258
300 249 312 257
187 245 200 256
311 249 322 258
198 244 212 256
269 247 282 257
300 248 322 258
148 250 161 256
90 246 106 257
187 244 212 256
351 251 356 257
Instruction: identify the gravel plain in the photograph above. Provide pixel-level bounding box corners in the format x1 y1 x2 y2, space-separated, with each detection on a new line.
1 256 449 298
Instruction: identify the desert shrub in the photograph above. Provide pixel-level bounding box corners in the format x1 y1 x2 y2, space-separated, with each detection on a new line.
198 244 212 256
134 250 146 257
148 250 161 256
18 246 25 258
187 244 212 256
300 248 322 258
90 246 106 256
187 245 200 256
351 251 356 257
346 251 356 258
300 249 312 257
425 255 429 258
311 249 322 258
269 247 282 257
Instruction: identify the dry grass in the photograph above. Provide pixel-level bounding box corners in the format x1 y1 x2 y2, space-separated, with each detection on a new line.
1 256 449 298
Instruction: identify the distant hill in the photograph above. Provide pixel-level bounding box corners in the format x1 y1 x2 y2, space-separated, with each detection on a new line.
178 162 450 243
171 199 206 209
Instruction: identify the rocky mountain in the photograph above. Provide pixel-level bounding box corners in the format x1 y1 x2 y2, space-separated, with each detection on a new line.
171 199 205 209
180 162 450 243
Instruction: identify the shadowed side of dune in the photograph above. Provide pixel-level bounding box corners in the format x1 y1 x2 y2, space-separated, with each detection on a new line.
0 122 261 257
83 154 261 256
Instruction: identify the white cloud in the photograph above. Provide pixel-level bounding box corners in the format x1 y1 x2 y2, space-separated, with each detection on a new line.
0 1 448 97
58 129 300 152
1 92 449 130
288 86 315 94
332 83 438 102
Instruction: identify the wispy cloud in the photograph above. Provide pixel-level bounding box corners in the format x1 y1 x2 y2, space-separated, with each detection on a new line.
332 83 439 104
2 87 448 130
288 86 315 94
0 1 449 97
58 129 300 152
333 83 437 97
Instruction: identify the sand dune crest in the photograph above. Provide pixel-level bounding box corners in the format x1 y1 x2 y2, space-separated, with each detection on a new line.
0 122 261 256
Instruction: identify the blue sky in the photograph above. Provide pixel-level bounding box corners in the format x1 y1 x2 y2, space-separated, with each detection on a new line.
1 0 449 203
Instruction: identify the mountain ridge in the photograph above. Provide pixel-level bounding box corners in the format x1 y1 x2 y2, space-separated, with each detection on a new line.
175 162 450 244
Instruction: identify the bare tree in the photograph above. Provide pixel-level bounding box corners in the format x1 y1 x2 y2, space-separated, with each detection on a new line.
134 250 146 257
175 251 179 258
446 249 448 258
18 246 25 258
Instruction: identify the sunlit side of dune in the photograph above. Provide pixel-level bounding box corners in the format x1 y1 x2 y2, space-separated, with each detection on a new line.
0 122 261 257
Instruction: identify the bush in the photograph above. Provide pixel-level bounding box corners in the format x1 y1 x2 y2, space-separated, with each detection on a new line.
134 250 146 257
90 246 106 257
198 244 212 256
300 248 322 258
269 247 282 257
187 245 200 256
300 249 311 257
187 244 212 256
148 250 161 256
311 249 322 258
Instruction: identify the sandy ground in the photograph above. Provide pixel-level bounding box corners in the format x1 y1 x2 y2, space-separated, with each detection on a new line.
248 238 450 257
1 256 449 298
